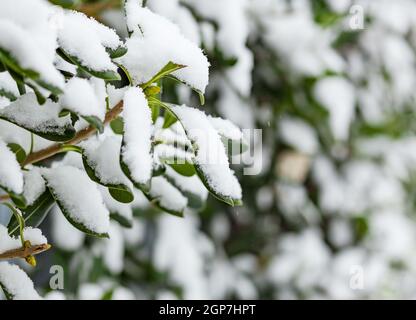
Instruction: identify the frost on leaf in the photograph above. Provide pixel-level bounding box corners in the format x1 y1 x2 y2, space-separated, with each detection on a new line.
120 87 153 191
170 105 242 206
0 93 75 141
121 1 209 93
42 166 110 238
0 262 41 300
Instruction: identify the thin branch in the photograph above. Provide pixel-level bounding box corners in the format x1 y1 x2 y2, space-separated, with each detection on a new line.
0 195 10 202
76 0 121 19
22 101 124 167
0 244 51 260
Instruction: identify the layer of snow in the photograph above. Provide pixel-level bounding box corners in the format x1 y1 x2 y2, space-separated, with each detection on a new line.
149 176 188 213
171 105 242 200
58 11 118 72
107 84 127 108
155 144 193 164
0 93 72 136
165 166 208 201
121 1 209 92
81 136 130 186
0 72 18 97
208 116 243 142
51 205 85 251
0 6 64 89
42 166 110 235
23 167 46 206
313 77 356 141
0 262 41 300
0 225 47 254
279 117 319 154
60 78 105 120
0 138 24 194
121 87 153 185
101 222 124 274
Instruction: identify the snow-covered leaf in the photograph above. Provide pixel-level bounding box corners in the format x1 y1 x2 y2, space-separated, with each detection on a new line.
81 136 134 204
121 1 209 95
164 166 208 210
0 93 76 141
0 262 41 300
0 4 65 94
0 138 24 196
8 167 54 236
120 87 153 191
147 176 188 216
170 105 242 206
0 71 18 101
57 11 121 81
208 116 248 156
42 166 110 238
60 77 106 132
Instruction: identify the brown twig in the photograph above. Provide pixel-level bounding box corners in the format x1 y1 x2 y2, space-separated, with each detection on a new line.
0 243 51 260
22 101 124 167
0 195 10 202
76 0 121 19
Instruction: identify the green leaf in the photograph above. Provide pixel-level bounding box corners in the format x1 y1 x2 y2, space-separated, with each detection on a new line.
82 115 104 134
109 63 133 89
0 284 13 300
7 189 55 236
163 109 178 129
141 61 186 89
110 117 124 135
110 212 132 228
168 162 196 177
48 0 79 9
107 46 128 59
0 48 62 96
57 48 121 81
108 184 134 204
0 88 17 101
7 143 27 164
165 75 205 105
9 191 27 209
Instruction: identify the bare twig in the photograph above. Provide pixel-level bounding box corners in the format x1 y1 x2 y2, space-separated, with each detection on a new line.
0 243 51 260
0 195 10 202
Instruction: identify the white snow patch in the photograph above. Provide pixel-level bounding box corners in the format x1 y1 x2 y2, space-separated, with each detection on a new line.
171 105 242 200
0 262 41 300
0 138 23 194
42 166 110 235
121 1 209 92
60 78 104 120
149 176 188 213
121 87 153 185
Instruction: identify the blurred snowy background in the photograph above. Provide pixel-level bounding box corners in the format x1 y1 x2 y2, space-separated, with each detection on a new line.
3 0 416 299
